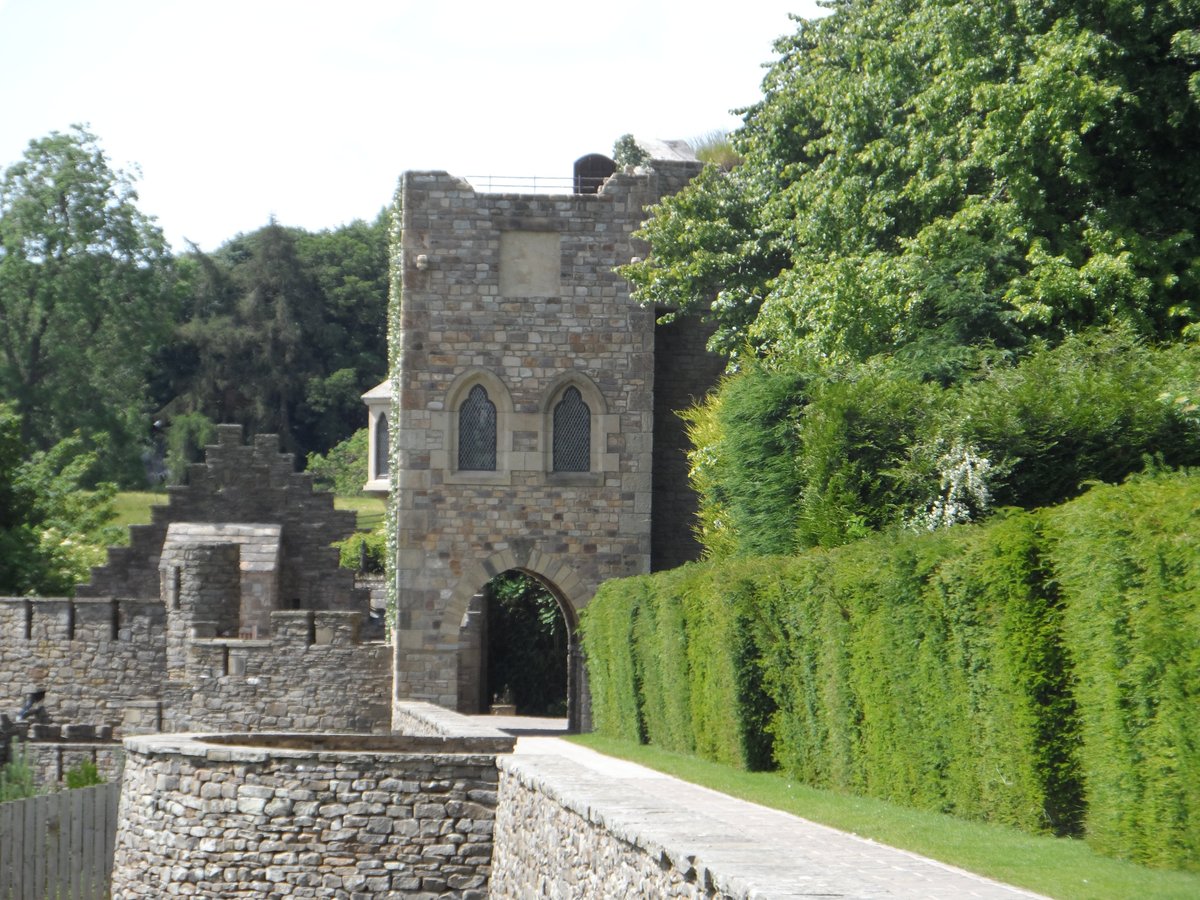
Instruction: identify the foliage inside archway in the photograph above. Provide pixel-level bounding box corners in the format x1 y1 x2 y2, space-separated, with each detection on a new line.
486 572 567 716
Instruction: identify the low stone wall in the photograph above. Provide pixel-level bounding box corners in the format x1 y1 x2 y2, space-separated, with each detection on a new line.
491 755 734 899
166 611 391 733
26 740 124 786
111 723 515 898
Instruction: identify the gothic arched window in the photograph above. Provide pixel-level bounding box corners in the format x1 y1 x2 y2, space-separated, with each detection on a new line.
552 386 590 472
458 384 497 471
375 413 390 479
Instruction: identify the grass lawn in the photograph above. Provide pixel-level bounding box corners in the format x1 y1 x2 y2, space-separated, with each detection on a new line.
568 734 1200 900
109 491 385 541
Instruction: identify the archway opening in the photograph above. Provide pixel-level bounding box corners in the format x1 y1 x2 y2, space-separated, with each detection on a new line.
457 569 573 721
487 571 569 716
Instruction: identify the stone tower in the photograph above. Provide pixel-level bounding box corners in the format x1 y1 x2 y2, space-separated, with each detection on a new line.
383 143 722 728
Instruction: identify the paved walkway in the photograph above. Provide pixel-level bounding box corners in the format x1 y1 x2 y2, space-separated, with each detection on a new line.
479 715 1047 900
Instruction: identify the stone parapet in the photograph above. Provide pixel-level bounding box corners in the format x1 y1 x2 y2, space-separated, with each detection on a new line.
492 754 727 898
111 731 507 899
0 597 166 728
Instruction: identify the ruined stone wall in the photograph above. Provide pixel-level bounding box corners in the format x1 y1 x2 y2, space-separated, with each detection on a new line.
0 597 166 728
111 728 514 899
76 426 363 613
391 160 702 711
166 611 391 734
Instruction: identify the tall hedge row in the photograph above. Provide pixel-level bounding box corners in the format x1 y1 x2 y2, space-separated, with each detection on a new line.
581 472 1200 868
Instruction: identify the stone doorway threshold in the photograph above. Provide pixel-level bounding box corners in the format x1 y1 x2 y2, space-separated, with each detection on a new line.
472 714 568 737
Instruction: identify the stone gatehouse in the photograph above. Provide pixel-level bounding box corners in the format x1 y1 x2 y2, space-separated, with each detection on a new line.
373 142 724 729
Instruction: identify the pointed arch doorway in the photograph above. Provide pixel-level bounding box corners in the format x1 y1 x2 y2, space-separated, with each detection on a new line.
457 568 583 731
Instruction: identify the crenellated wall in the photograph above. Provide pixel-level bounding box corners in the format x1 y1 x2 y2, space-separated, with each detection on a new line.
0 426 394 788
0 596 166 728
166 610 391 734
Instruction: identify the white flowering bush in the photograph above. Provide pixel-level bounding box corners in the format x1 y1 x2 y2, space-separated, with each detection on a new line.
910 442 994 531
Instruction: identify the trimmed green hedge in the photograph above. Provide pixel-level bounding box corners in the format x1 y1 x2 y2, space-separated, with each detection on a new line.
581 471 1200 868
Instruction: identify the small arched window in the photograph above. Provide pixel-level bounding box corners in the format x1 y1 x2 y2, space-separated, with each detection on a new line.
552 386 590 472
375 413 390 479
459 384 497 471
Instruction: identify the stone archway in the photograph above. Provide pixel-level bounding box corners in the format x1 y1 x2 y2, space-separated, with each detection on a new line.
457 568 577 724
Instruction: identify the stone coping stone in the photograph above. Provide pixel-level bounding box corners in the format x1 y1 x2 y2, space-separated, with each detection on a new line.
189 638 273 649
124 729 514 761
500 754 708 881
395 700 517 744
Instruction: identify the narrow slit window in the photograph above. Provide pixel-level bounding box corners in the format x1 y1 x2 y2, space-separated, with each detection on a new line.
459 385 497 471
375 413 390 478
553 386 590 472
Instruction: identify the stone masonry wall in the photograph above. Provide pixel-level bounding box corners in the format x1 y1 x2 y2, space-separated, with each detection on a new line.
391 158 702 714
111 729 514 899
166 611 391 734
77 426 363 613
0 598 389 744
0 596 166 728
492 755 735 899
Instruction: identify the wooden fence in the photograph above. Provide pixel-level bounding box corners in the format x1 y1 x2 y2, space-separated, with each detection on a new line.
0 782 120 899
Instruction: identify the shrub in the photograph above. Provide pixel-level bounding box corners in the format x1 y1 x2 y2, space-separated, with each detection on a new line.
64 759 104 789
583 471 1200 865
306 428 369 495
1049 473 1200 868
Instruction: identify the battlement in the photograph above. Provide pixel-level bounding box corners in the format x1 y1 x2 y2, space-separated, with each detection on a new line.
0 596 164 644
168 610 390 734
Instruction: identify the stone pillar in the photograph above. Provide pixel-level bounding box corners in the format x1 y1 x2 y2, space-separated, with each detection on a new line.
456 591 487 714
162 543 241 680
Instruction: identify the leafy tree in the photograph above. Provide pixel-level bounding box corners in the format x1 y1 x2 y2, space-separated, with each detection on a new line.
688 330 1200 557
160 214 387 463
0 127 175 483
626 0 1200 374
307 427 369 495
0 402 119 595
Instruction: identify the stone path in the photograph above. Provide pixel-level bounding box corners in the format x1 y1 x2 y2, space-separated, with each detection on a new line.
481 716 1048 900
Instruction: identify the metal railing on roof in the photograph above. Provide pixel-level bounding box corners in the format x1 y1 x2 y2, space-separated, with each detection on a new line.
464 174 612 195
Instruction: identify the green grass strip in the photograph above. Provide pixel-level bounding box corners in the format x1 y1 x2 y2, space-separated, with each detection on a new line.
110 491 385 541
567 734 1200 900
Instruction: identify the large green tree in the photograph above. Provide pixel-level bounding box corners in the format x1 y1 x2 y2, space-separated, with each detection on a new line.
0 127 175 483
159 214 387 465
627 0 1200 377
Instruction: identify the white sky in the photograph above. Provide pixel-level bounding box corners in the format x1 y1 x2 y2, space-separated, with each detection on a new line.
0 0 822 252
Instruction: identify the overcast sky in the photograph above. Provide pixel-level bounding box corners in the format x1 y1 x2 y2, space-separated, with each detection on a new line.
0 0 822 252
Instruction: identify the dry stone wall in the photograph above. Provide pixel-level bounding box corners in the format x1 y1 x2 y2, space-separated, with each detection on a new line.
111 726 514 899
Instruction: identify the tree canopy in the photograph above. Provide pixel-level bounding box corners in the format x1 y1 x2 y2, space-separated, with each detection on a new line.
627 0 1200 377
0 402 118 595
0 126 175 482
156 214 388 467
